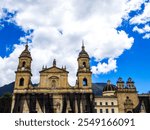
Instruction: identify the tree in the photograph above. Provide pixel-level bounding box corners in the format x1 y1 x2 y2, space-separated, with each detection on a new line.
0 93 12 113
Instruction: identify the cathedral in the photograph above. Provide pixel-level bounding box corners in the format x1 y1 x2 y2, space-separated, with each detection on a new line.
11 44 93 113
11 44 142 113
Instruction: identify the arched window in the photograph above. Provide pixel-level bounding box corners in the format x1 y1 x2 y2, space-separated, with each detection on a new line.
22 61 26 67
83 62 86 67
111 109 115 113
19 78 24 86
106 109 109 113
83 78 87 86
52 80 56 88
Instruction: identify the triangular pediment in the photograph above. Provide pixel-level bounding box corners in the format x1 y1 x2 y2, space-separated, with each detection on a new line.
40 66 68 73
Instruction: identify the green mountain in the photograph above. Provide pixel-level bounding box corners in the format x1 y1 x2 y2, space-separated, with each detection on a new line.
0 82 14 96
0 82 105 96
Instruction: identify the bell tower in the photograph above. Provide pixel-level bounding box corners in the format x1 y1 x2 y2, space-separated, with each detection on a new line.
116 77 125 89
14 44 32 89
77 42 92 89
126 77 135 88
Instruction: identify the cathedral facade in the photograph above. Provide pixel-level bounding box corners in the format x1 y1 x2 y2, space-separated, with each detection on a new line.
11 44 93 113
11 44 141 113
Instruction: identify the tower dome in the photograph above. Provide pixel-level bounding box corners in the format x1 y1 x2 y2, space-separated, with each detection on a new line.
17 44 32 72
102 80 116 96
117 77 125 89
117 77 124 83
103 80 116 92
78 43 89 59
126 77 135 88
20 44 31 58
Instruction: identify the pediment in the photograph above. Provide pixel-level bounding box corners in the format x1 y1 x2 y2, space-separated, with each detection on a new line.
40 66 68 73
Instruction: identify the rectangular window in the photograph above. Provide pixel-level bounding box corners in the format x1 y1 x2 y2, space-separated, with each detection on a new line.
111 102 114 106
105 102 108 106
94 109 97 113
100 102 102 106
95 102 97 106
111 109 115 113
106 109 109 113
100 109 103 113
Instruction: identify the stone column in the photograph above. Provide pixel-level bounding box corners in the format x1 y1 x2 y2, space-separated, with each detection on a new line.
75 96 78 113
80 95 83 113
11 94 15 113
66 97 71 113
22 96 29 113
36 99 42 113
60 95 63 113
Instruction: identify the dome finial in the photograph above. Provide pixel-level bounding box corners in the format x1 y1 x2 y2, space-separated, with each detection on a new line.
25 44 28 51
82 40 85 50
78 40 89 59
53 59 56 66
107 80 111 85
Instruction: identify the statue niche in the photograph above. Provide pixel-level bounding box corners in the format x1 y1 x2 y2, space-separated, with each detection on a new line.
49 76 59 89
124 96 134 113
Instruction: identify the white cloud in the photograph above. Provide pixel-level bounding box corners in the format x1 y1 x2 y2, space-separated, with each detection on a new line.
130 2 150 24
133 24 150 38
143 33 150 39
133 25 150 33
144 24 150 32
123 0 144 18
91 58 117 74
0 44 24 86
0 24 4 30
0 0 146 86
133 26 145 33
130 2 150 39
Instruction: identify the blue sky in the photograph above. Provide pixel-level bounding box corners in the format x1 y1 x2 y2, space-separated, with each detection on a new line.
92 4 150 93
0 0 150 93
